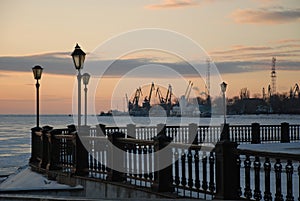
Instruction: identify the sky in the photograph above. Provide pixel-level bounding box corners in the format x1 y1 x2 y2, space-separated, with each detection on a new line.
0 0 299 114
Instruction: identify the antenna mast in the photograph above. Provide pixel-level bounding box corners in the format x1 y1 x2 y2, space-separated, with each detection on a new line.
271 57 276 95
206 58 211 96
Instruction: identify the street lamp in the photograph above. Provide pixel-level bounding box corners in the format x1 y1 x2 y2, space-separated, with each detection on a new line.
32 65 43 128
82 73 90 126
71 43 86 127
220 81 227 124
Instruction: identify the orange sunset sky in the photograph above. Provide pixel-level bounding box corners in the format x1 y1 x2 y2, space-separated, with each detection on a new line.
0 0 299 114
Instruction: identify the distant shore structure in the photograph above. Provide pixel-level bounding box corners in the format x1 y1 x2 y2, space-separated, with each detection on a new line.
271 57 277 95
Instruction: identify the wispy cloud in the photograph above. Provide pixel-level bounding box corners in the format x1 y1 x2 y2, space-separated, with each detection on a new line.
231 7 300 24
0 52 74 75
271 39 300 44
1 39 299 77
209 41 300 73
145 0 199 10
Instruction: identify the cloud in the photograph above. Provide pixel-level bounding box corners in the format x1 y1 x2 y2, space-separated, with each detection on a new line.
215 60 300 74
0 52 74 75
271 39 300 44
145 0 199 10
231 7 300 24
0 52 200 77
208 40 300 74
209 42 300 63
1 40 299 78
210 46 273 55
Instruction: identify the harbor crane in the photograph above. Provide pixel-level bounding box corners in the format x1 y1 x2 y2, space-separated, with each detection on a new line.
143 82 155 110
132 87 142 108
144 82 155 103
184 81 192 98
186 82 193 102
125 93 129 112
262 87 266 100
156 87 165 104
165 84 172 104
290 83 299 98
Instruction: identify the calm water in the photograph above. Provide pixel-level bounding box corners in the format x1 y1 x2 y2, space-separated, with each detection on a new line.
0 114 299 176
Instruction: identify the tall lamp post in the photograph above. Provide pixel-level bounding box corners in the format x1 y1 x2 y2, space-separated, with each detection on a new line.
82 73 90 126
71 43 86 128
220 81 227 124
32 65 43 128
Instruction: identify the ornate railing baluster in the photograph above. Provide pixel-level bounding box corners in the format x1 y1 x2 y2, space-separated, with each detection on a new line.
174 149 180 193
198 127 203 143
209 152 215 194
194 150 200 198
202 151 208 194
133 146 137 185
128 147 132 183
254 156 262 201
101 149 106 173
187 149 193 197
240 126 244 142
148 146 153 182
244 155 252 199
236 155 242 197
181 151 187 196
138 145 143 185
286 160 294 201
89 152 93 174
202 127 206 143
143 146 148 185
274 159 283 201
93 155 97 175
264 157 272 201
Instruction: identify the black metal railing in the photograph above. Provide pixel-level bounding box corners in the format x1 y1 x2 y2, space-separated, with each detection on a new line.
88 123 300 144
236 145 300 201
29 122 300 200
171 143 215 199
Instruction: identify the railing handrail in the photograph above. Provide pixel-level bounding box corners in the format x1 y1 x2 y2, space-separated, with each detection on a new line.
236 146 300 161
54 134 75 139
169 142 215 151
115 137 154 146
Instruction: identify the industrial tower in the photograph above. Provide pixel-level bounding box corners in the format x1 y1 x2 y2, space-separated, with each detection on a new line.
206 58 211 96
271 57 276 95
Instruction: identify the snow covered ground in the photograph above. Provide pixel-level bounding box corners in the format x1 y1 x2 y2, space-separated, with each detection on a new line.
0 166 83 192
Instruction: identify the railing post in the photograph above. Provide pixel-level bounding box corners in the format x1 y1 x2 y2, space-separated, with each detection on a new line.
29 127 43 165
152 124 174 192
49 129 61 170
189 123 198 145
107 132 126 182
40 126 53 170
215 139 239 199
97 124 106 136
251 123 261 144
281 122 290 143
75 126 89 176
220 123 230 141
127 124 136 138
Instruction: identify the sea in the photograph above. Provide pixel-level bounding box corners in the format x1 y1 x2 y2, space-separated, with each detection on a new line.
0 114 299 177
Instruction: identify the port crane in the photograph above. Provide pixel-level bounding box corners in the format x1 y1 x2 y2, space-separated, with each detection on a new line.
290 83 299 98
165 84 172 104
132 87 142 108
143 82 155 110
144 82 155 103
156 87 165 104
155 84 172 104
125 93 129 112
185 81 193 103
